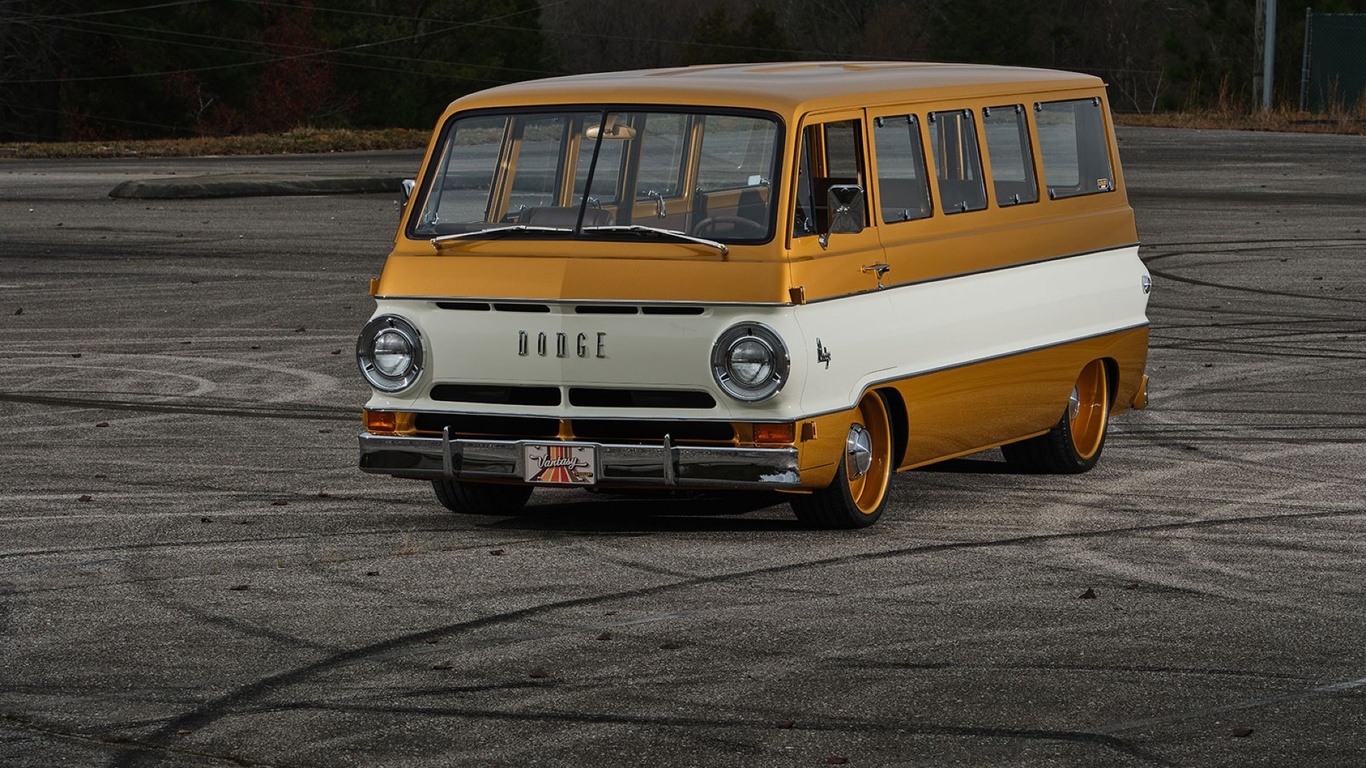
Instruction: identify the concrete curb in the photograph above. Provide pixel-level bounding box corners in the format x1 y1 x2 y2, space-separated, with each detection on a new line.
109 174 405 199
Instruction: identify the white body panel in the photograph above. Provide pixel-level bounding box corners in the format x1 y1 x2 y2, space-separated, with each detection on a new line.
790 246 1149 414
365 246 1149 421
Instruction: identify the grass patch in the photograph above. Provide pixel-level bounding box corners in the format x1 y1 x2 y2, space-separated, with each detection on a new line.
0 127 430 159
1115 109 1366 135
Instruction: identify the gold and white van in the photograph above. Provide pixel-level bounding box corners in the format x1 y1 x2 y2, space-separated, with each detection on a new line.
356 62 1151 528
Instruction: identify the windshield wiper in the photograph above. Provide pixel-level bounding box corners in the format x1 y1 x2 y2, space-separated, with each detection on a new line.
430 225 572 249
582 225 728 255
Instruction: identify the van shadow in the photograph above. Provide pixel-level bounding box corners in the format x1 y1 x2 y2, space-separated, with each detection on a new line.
482 490 805 533
481 455 1023 533
912 454 1022 475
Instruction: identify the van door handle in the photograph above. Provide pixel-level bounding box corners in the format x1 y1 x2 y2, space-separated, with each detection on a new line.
862 262 891 288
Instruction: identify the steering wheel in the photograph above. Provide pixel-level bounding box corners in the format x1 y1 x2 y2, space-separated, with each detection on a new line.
692 216 767 239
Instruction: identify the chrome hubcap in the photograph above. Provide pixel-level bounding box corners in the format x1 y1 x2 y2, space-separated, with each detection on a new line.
1068 385 1080 422
846 423 872 479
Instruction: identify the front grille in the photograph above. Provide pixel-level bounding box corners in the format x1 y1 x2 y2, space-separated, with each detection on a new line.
412 412 734 445
434 301 704 316
568 388 715 409
431 384 561 406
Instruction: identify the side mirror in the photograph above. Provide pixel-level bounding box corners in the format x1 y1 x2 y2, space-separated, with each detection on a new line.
399 179 415 221
827 184 865 234
819 184 865 249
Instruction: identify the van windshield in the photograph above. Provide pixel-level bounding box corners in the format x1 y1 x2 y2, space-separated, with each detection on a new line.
411 109 781 246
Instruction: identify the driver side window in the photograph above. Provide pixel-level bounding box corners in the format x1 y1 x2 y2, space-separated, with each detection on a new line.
793 119 867 237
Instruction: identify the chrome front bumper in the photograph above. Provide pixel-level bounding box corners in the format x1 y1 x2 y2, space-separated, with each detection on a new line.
358 431 802 489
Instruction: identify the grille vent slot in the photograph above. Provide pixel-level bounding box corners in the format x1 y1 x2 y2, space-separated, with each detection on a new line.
435 302 703 315
568 388 715 409
431 384 561 406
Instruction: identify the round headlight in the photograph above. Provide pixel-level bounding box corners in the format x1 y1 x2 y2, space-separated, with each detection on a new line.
711 323 789 402
357 315 423 392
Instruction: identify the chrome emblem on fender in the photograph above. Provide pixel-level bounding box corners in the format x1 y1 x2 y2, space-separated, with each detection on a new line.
816 338 832 369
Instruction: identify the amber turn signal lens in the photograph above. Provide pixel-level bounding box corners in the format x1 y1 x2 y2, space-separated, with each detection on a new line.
753 422 796 445
364 410 398 434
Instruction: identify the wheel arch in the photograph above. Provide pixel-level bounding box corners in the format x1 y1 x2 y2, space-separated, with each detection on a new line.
1101 356 1120 407
875 385 910 471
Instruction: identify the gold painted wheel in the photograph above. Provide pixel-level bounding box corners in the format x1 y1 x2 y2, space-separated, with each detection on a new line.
1068 359 1110 462
1002 359 1112 474
791 391 894 528
844 391 893 516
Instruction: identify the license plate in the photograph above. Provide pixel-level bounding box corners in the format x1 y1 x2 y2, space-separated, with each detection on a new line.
523 443 597 485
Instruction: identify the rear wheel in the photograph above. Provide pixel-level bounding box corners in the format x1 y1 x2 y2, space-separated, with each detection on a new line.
1003 359 1110 473
791 391 893 529
432 480 533 515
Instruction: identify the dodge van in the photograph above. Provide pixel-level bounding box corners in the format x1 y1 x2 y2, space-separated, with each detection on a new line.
356 62 1151 528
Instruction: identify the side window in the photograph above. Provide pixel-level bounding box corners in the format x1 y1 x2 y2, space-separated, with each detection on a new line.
1035 98 1115 199
822 120 862 179
982 105 1038 206
424 115 507 228
793 118 868 236
928 110 987 214
872 114 932 223
635 112 688 200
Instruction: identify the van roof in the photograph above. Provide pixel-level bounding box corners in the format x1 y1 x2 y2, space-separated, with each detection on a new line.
448 62 1106 116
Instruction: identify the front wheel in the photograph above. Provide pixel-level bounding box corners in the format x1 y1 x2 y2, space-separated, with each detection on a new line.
1003 359 1110 474
432 480 533 515
791 391 893 529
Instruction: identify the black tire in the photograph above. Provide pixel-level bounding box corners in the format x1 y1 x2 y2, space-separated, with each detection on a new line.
1003 360 1110 474
432 480 534 515
790 391 893 529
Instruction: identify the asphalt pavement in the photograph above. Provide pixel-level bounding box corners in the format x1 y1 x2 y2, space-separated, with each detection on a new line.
0 128 1363 767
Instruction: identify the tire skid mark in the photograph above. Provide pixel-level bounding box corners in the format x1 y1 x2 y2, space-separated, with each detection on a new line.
6 352 345 407
0 711 295 768
1145 266 1363 305
0 523 468 566
1141 237 1366 256
1149 315 1365 330
1092 676 1366 736
835 659 1316 684
1141 242 1363 309
0 392 351 422
246 701 1182 766
106 507 1361 768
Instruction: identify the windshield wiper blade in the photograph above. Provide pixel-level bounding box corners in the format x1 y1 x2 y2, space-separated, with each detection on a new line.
430 225 572 249
582 225 728 255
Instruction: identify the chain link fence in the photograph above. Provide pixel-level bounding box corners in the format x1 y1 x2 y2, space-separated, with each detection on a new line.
1300 11 1366 112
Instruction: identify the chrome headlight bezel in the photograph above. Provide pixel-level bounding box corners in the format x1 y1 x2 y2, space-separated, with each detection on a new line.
357 315 424 393
710 322 789 402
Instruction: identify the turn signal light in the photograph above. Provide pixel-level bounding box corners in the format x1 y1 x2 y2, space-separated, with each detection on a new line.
753 422 796 445
364 410 416 435
364 410 397 434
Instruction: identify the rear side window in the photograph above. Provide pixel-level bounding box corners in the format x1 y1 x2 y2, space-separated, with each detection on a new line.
872 114 933 223
1035 98 1114 199
982 105 1038 206
928 110 987 214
